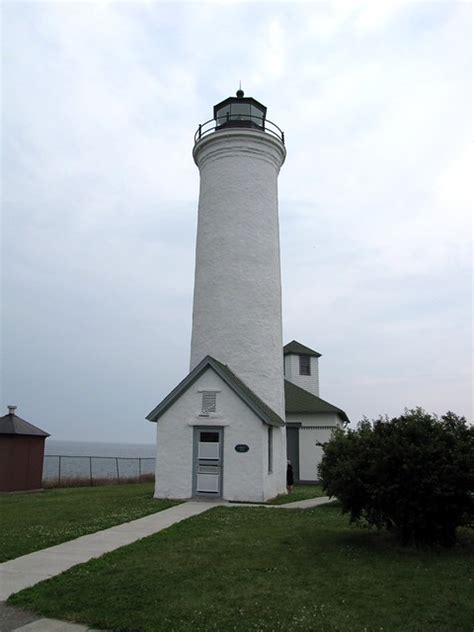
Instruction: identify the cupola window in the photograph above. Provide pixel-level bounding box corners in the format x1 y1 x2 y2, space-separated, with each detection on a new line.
299 356 311 376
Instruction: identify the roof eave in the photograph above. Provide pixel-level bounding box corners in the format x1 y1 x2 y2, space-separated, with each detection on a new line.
283 340 322 357
284 380 349 422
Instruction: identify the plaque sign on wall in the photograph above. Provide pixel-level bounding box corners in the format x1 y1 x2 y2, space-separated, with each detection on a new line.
234 444 249 453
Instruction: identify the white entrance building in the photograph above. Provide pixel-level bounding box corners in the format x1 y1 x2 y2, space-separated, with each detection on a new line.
147 91 288 502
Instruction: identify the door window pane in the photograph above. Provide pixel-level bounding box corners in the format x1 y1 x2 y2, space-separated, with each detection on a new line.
198 465 219 474
198 442 219 459
200 432 219 442
197 473 219 493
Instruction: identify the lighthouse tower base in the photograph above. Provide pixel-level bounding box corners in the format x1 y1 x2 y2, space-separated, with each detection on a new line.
147 357 287 502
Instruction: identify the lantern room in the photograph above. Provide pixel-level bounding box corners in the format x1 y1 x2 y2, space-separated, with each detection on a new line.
213 89 267 130
194 88 284 146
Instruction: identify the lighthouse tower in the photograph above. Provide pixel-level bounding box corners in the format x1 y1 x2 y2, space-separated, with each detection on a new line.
147 90 287 502
191 90 286 418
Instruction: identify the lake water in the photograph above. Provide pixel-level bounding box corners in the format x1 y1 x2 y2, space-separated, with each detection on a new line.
43 439 156 482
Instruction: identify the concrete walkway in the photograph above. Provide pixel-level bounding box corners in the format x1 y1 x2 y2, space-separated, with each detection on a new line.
225 495 335 509
0 496 334 631
273 495 335 509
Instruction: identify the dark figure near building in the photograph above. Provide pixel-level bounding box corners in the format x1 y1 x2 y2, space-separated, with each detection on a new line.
287 460 294 494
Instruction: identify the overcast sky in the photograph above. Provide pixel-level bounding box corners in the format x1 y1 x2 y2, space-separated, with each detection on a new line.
2 1 472 444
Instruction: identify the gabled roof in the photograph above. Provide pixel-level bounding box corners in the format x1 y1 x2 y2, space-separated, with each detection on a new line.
283 340 321 357
146 356 285 427
284 380 349 422
0 412 50 437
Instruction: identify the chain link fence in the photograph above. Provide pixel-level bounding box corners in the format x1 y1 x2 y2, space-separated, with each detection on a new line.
43 455 155 487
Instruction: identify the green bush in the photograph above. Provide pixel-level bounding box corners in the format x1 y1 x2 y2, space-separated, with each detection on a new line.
318 408 474 546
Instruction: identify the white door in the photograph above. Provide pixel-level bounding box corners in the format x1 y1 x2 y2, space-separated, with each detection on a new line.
193 428 223 497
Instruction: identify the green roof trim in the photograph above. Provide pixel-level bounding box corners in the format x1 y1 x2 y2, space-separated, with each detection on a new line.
284 380 349 422
146 356 285 427
283 340 321 357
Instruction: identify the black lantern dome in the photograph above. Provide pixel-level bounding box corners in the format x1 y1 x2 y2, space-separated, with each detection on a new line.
213 90 267 130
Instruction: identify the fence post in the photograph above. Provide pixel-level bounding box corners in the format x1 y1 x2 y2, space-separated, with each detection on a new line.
115 457 120 483
138 458 142 481
58 455 62 486
89 456 93 486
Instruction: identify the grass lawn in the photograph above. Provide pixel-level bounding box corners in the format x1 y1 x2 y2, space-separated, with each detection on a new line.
9 504 474 632
0 483 177 562
268 484 325 504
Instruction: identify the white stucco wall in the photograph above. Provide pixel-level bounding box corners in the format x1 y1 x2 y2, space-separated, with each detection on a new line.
286 412 340 481
154 367 287 502
261 422 287 500
284 354 320 397
190 129 286 420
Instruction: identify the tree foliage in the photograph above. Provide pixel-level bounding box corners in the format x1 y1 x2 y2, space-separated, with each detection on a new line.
318 408 474 546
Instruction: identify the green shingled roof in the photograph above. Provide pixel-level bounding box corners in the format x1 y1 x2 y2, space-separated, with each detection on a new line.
283 340 321 357
284 380 349 422
146 356 285 427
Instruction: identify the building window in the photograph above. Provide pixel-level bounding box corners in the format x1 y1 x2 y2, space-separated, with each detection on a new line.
299 355 311 376
268 426 273 472
201 392 217 414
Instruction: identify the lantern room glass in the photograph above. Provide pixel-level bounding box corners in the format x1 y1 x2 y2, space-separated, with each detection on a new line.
215 101 265 129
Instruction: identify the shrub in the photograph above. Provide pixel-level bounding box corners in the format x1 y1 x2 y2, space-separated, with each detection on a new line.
318 408 474 546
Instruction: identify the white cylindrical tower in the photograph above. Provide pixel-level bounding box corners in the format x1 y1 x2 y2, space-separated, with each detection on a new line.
190 90 286 418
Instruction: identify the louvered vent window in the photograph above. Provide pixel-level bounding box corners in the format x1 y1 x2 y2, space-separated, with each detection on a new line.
201 391 217 414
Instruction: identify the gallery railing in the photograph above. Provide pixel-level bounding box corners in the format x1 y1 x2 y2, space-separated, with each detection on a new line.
194 115 285 145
